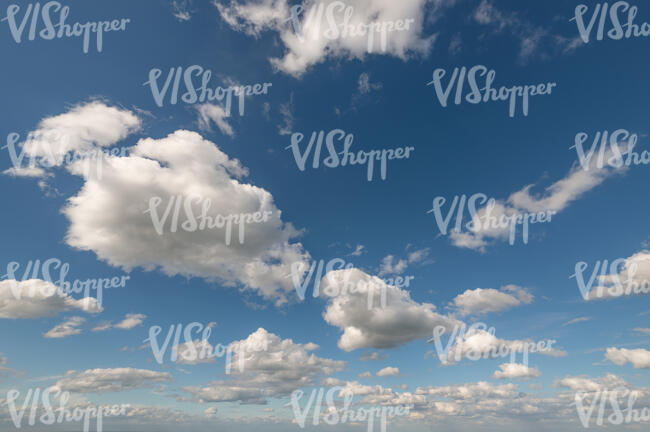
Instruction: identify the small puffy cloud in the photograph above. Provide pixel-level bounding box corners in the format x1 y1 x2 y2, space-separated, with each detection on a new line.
53 368 172 393
378 247 430 276
635 328 650 335
321 268 460 351
62 130 310 306
451 285 533 316
493 363 540 379
376 367 399 377
204 406 218 418
359 371 372 378
114 313 147 329
605 348 650 369
0 279 102 318
378 255 407 276
44 316 86 339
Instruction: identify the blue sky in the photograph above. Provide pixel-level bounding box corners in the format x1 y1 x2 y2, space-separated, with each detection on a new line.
1 0 650 431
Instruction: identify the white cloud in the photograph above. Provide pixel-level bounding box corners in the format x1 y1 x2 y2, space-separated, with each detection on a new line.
0 279 102 318
605 348 650 369
92 313 146 331
449 152 625 250
2 101 140 178
196 103 235 136
376 366 399 377
493 363 540 379
277 93 294 136
173 0 194 21
451 285 533 316
635 328 650 335
437 328 565 366
114 313 147 329
216 0 436 76
555 373 627 392
321 268 460 351
347 244 366 257
378 255 407 276
359 371 372 378
62 129 310 306
183 328 345 403
472 0 582 62
44 316 86 339
583 251 650 301
562 317 591 326
378 247 430 276
53 368 172 393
